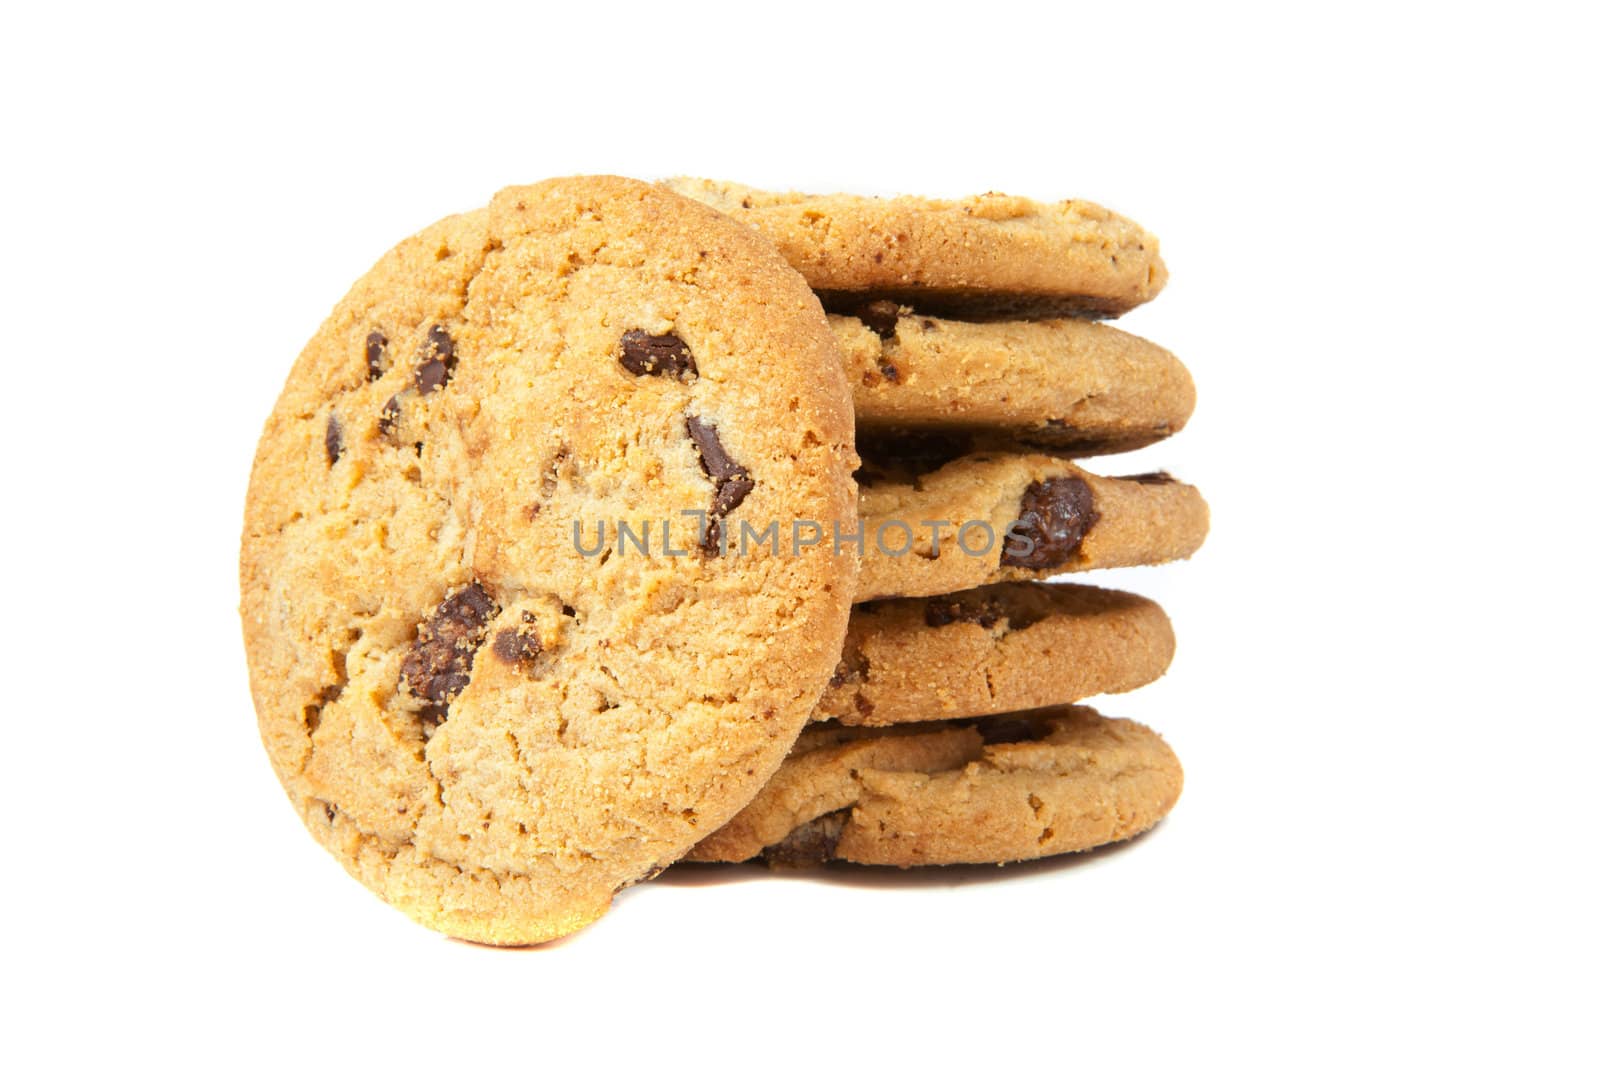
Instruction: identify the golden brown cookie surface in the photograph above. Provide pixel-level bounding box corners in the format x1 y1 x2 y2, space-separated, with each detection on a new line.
665 178 1167 319
241 176 858 945
821 582 1174 726
689 706 1182 866
833 306 1194 454
855 452 1209 602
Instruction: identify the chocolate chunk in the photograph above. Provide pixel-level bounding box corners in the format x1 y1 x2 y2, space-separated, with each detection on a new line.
365 331 388 380
379 394 402 436
974 716 1053 745
1004 477 1098 569
492 611 543 669
686 415 754 553
924 597 1002 629
619 330 697 379
830 647 869 687
400 582 500 713
761 810 849 867
415 325 457 394
713 475 754 516
856 300 901 340
1118 471 1177 486
416 359 450 394
856 431 974 480
324 414 344 465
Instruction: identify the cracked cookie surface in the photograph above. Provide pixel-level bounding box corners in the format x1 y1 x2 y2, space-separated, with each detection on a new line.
240 176 858 945
688 706 1182 866
821 582 1174 726
855 451 1209 602
664 178 1166 319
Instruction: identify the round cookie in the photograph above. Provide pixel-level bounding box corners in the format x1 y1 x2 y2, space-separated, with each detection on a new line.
832 304 1194 455
855 452 1209 602
664 178 1166 319
821 582 1174 726
240 176 859 945
687 706 1183 866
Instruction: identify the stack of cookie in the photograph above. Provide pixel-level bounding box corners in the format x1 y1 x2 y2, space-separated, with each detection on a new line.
240 175 1203 946
665 181 1206 868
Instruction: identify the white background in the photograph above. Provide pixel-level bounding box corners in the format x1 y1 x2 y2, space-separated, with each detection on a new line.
5 2 1595 1063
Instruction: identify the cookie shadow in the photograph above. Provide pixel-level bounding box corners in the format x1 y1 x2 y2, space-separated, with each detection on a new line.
655 821 1164 892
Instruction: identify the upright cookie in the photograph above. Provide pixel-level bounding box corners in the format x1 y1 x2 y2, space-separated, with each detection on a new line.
664 178 1166 319
822 582 1174 726
688 706 1182 866
855 452 1209 602
832 307 1194 455
240 176 858 945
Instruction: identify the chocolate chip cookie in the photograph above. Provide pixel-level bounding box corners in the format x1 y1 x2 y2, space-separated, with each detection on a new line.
240 176 858 944
821 582 1174 726
832 306 1194 455
688 706 1182 866
664 178 1166 319
855 452 1209 602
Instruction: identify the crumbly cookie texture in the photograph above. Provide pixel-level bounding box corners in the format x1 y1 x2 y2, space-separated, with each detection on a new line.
831 305 1194 454
663 178 1166 319
688 706 1182 866
240 176 858 945
854 452 1208 602
821 582 1174 726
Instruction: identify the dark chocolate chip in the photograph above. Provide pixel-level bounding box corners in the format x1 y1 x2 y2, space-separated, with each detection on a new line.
830 647 869 687
379 394 403 436
856 300 901 340
560 604 576 617
324 414 344 465
415 358 450 394
414 326 457 395
400 582 500 713
761 810 849 867
427 324 455 359
924 597 1003 629
701 516 726 555
877 360 901 383
856 431 975 480
688 415 736 478
619 330 697 379
1118 471 1177 486
1004 477 1099 569
974 716 1053 745
713 476 754 516
365 331 388 380
492 611 543 669
686 415 754 553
